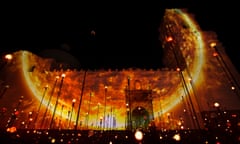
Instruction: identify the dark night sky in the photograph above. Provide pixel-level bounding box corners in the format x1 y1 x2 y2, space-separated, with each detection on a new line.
0 2 239 72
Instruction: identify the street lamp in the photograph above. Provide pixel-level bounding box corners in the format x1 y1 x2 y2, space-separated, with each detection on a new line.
159 92 163 130
75 70 87 130
103 85 108 130
6 96 24 128
213 102 225 129
127 76 132 130
50 73 65 129
86 92 92 129
1 54 13 70
100 116 103 130
0 85 10 99
214 102 220 109
68 98 76 129
96 102 100 128
213 102 222 117
33 85 48 129
209 41 240 95
109 96 113 130
58 104 64 129
40 76 59 129
4 54 13 61
27 111 33 128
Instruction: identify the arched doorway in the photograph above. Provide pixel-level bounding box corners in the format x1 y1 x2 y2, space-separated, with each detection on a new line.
132 106 150 130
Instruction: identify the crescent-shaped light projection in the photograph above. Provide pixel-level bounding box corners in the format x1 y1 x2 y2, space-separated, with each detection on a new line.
19 8 207 130
21 52 41 99
153 9 205 114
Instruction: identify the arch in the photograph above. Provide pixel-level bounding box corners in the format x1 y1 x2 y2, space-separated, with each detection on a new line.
132 106 150 129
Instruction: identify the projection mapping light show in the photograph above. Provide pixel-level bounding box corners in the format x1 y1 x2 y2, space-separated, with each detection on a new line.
0 8 240 143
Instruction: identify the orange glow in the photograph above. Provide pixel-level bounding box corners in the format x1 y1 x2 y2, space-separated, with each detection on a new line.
210 42 217 48
231 114 237 118
213 52 218 57
14 111 20 116
214 102 220 108
134 130 143 141
17 8 207 130
4 54 13 61
166 36 173 42
2 8 238 131
61 73 66 78
6 126 17 133
72 98 76 103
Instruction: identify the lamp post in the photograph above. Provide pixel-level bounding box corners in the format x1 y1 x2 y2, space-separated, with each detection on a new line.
33 85 48 129
27 111 33 128
210 41 240 96
0 54 12 99
40 76 59 129
50 73 65 129
6 96 24 128
68 98 76 129
103 85 107 130
96 102 100 128
213 102 224 129
58 104 64 129
109 96 113 130
75 70 87 130
0 85 10 99
214 102 220 109
127 76 132 130
0 54 13 70
67 110 70 128
110 105 113 130
213 102 223 119
159 93 163 130
100 116 103 130
86 92 92 129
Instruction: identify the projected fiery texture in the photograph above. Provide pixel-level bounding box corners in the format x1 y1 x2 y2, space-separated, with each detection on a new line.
20 51 182 129
1 9 239 131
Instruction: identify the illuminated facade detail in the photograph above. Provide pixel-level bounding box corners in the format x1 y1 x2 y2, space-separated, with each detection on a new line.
125 79 154 130
125 88 154 130
0 9 240 132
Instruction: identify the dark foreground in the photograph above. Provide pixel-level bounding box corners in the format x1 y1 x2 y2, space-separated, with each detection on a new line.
0 128 239 144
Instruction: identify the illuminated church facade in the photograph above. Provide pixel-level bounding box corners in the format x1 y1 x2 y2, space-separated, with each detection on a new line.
0 9 240 132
